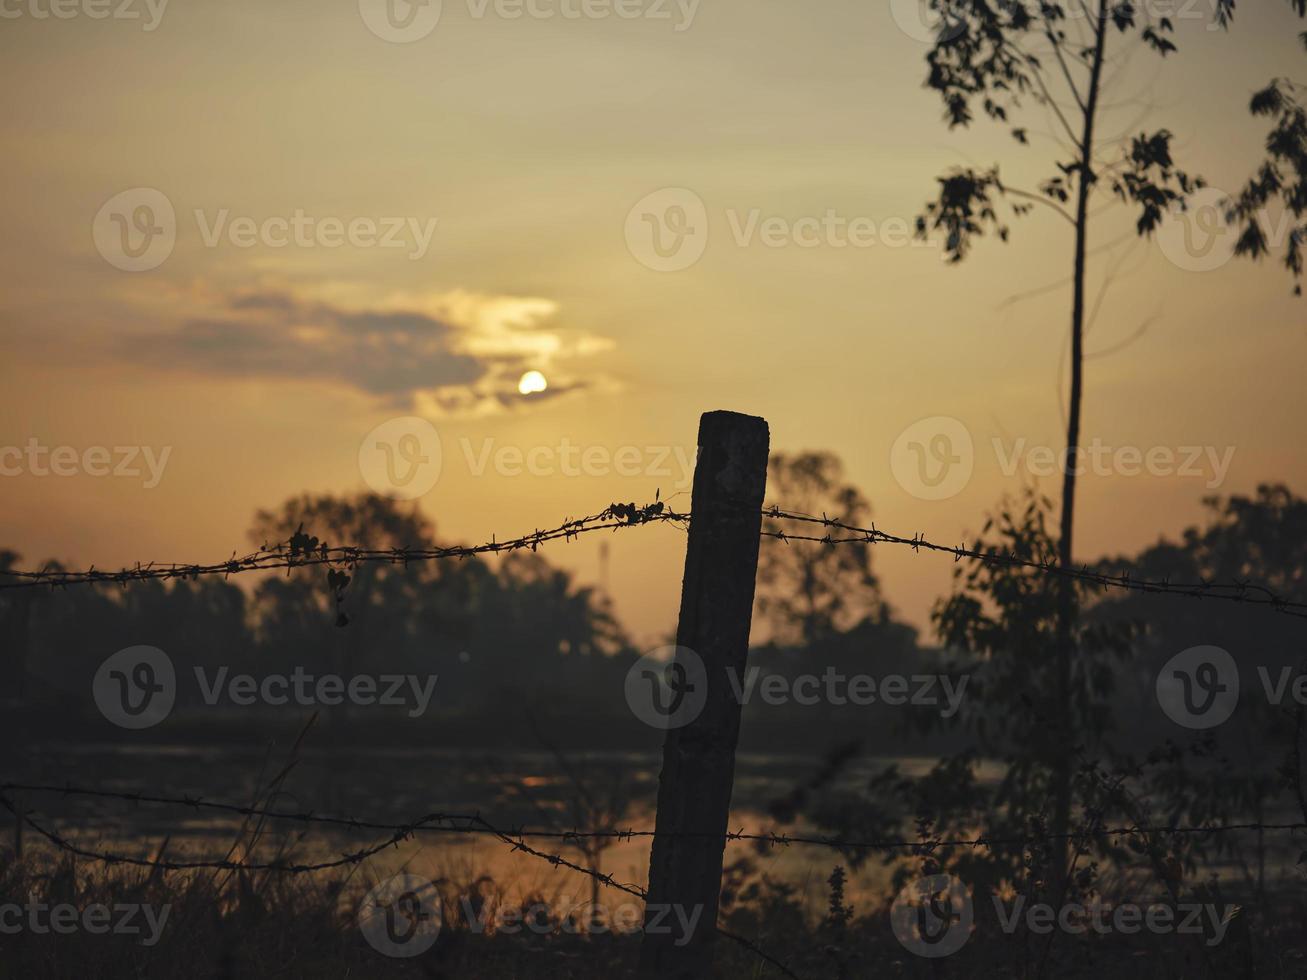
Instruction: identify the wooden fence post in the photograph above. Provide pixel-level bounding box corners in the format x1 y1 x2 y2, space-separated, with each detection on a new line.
0 587 31 860
639 410 768 979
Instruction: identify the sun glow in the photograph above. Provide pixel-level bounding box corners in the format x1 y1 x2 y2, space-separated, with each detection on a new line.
518 370 548 395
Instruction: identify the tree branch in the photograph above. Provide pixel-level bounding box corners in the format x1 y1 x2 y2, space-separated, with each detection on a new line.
1000 184 1078 227
1041 11 1088 114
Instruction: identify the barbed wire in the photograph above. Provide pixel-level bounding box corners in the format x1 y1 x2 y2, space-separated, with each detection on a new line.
1 782 803 980
10 779 1304 980
7 783 1303 857
466 813 804 980
0 502 685 592
762 507 1307 619
5 501 1304 622
0 790 436 873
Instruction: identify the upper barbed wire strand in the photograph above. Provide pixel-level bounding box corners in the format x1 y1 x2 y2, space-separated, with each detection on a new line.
2 501 1304 620
762 506 1307 619
0 502 686 590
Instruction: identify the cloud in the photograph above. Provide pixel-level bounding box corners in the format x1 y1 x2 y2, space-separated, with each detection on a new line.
122 285 615 414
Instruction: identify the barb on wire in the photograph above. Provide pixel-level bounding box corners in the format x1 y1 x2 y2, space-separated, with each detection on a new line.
6 783 1304 857
8 499 1306 623
0 789 448 873
762 507 1307 619
469 812 805 980
12 783 1304 980
2 782 803 980
0 502 685 592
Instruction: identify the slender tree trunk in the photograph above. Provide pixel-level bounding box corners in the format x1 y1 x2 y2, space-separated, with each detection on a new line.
1052 0 1109 895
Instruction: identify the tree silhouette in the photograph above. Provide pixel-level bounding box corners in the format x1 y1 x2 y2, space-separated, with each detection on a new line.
913 0 1306 886
756 452 886 646
1230 54 1307 292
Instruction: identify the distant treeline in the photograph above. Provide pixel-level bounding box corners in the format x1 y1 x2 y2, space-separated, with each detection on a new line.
1 484 1304 760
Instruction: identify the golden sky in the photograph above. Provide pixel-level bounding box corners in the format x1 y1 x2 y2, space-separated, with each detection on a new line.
2 0 1305 644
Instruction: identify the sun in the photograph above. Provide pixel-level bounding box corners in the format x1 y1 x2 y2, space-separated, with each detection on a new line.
518 370 548 395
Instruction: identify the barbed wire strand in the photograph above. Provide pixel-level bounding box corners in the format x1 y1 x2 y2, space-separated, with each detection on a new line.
0 790 432 873
6 783 1303 856
0 783 802 980
762 507 1307 619
4 501 1304 621
0 503 685 592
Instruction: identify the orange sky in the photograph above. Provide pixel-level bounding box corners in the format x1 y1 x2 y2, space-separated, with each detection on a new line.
2 1 1305 646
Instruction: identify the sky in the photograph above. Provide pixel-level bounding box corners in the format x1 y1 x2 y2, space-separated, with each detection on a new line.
1 0 1305 646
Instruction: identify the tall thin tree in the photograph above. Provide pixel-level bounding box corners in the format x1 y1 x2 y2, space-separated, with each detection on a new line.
914 0 1304 887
